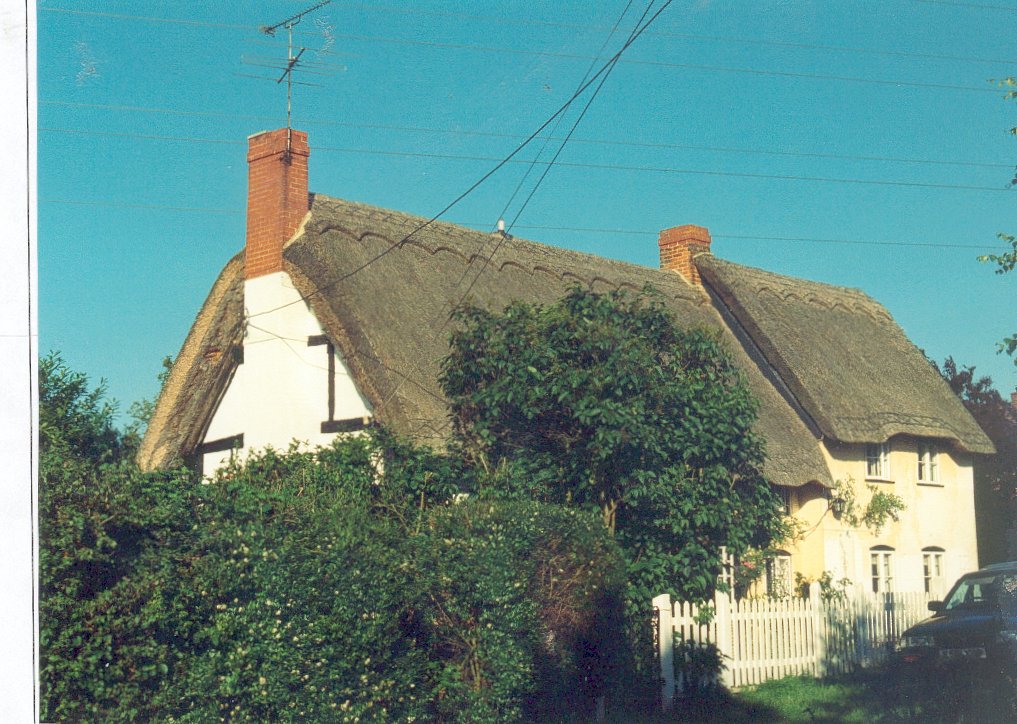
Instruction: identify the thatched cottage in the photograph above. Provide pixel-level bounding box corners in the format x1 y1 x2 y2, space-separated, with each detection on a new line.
138 127 994 597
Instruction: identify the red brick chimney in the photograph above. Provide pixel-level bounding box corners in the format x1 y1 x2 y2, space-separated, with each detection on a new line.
245 128 310 279
658 225 712 286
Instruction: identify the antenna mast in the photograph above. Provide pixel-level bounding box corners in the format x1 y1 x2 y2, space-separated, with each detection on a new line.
258 0 332 155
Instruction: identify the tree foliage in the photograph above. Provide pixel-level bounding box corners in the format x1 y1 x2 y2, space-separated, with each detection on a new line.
440 286 787 603
124 354 174 445
983 78 1017 364
938 357 1017 563
39 351 124 467
39 354 628 721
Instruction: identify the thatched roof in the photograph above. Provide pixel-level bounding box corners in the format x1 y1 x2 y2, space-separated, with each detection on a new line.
136 255 245 471
697 256 994 454
144 192 989 483
283 196 832 487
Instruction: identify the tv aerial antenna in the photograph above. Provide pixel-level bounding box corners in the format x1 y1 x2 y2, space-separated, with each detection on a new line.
241 0 336 155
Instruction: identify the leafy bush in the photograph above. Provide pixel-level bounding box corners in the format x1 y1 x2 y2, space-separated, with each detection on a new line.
418 498 628 722
40 418 439 720
39 462 196 721
39 354 637 721
440 287 787 605
159 441 434 721
39 352 197 721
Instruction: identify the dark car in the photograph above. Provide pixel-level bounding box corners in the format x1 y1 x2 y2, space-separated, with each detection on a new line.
896 561 1017 666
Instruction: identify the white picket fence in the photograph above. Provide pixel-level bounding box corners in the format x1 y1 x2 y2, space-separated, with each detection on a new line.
652 586 933 707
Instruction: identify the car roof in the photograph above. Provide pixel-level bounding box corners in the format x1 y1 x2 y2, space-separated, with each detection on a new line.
971 560 1017 574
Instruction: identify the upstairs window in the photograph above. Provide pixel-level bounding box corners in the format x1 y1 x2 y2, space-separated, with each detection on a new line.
917 442 939 483
775 486 794 515
866 442 890 480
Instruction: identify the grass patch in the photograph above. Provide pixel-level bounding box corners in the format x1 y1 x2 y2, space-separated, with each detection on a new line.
737 674 877 722
709 665 1014 723
608 662 1017 722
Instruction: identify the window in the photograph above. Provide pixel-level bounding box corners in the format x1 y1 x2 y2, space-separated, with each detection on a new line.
917 442 939 483
718 547 734 591
923 548 945 595
866 442 890 479
776 486 794 515
766 552 793 599
870 546 894 593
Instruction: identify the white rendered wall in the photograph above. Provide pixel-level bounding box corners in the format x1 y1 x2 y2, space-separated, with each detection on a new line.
201 271 372 473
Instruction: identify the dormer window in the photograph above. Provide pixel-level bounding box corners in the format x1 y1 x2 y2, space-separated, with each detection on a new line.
865 442 890 480
917 442 939 483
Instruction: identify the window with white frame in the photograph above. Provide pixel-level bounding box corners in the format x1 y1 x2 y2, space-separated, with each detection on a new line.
766 552 793 599
923 547 945 595
866 442 891 479
870 546 894 593
718 546 734 591
917 442 939 483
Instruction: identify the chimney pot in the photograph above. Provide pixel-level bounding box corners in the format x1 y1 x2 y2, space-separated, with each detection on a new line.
245 128 310 279
658 224 712 286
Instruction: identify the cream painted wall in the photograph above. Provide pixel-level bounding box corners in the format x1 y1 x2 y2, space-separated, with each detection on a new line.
798 438 979 596
200 271 373 473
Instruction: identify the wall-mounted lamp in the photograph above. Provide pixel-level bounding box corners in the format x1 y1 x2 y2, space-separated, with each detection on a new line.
829 492 846 519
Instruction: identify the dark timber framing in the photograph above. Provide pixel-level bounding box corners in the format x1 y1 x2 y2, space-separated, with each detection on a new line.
193 433 245 476
308 334 371 434
308 334 336 421
320 417 371 434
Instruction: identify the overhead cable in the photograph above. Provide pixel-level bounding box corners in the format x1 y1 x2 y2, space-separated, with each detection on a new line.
244 0 676 321
40 103 1012 170
39 127 1014 193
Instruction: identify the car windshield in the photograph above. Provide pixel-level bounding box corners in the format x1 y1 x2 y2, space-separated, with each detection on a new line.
943 574 998 611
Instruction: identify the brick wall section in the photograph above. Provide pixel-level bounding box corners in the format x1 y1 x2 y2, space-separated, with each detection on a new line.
658 224 712 286
246 128 310 279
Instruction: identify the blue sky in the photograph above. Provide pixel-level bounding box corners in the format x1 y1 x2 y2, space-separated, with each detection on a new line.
37 0 1017 425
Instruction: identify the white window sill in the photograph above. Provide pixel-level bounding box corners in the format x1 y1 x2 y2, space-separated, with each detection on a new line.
917 480 944 487
865 476 895 484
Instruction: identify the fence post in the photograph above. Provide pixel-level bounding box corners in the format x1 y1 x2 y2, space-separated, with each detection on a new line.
714 587 734 689
809 581 826 677
652 593 675 711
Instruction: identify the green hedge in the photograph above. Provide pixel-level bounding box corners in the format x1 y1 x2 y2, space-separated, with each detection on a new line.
40 433 631 721
419 499 628 721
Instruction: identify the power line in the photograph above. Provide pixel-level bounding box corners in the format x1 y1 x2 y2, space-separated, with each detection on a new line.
43 4 1017 67
38 7 1005 94
41 197 240 214
453 224 1000 250
714 233 998 250
458 0 646 315
36 198 1000 250
246 0 676 322
374 0 646 427
912 0 1017 10
42 101 1011 170
296 31 1002 94
342 2 1017 66
41 6 253 30
497 0 635 227
504 14 642 234
38 127 1014 193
